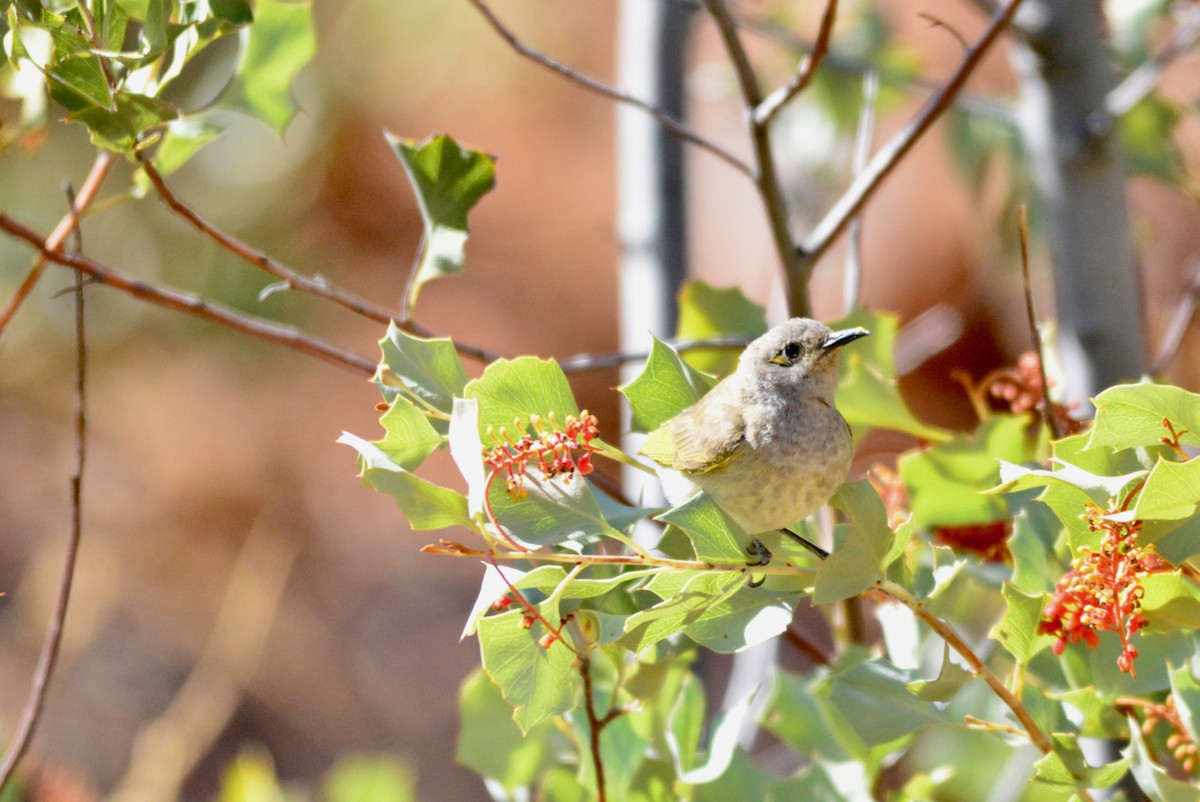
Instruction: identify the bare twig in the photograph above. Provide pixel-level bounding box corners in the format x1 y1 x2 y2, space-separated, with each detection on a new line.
754 0 839 126
800 0 1026 262
1101 6 1200 128
1150 253 1200 375
704 0 811 315
559 335 752 372
579 657 611 802
0 212 377 375
0 192 90 792
465 0 752 178
844 69 879 314
1017 205 1061 440
0 150 117 335
918 11 970 53
783 625 832 666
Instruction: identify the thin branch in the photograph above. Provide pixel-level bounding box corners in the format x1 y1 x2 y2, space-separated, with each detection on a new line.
579 658 610 802
754 0 839 126
0 192 90 791
800 0 1026 262
559 335 752 372
783 625 831 666
1017 205 1061 440
844 69 879 315
0 150 117 335
704 0 810 315
0 212 377 375
1100 6 1200 128
875 579 1053 755
918 11 971 53
1150 254 1200 375
465 0 752 178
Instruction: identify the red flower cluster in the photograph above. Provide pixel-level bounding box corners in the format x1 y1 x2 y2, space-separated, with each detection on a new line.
1039 501 1169 677
484 411 599 500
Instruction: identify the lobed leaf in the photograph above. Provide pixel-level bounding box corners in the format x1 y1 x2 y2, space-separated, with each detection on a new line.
464 356 580 437
374 323 468 426
674 281 766 376
478 604 580 734
339 433 470 531
1088 382 1200 452
619 334 715 434
990 582 1051 663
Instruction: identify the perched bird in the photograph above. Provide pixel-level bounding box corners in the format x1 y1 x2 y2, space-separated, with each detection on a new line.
639 318 869 559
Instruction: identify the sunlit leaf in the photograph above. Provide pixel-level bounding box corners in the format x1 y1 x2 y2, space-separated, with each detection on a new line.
990 583 1051 663
324 755 415 802
1088 382 1200 452
339 433 470 531
478 604 580 733
674 281 765 376
374 323 468 426
655 492 743 562
457 668 556 790
620 334 715 433
221 0 314 133
464 356 580 437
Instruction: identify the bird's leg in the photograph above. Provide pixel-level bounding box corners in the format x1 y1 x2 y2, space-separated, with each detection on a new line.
781 528 829 561
745 538 772 587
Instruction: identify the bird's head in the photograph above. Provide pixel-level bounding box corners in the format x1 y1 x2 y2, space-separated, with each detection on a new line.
738 318 869 401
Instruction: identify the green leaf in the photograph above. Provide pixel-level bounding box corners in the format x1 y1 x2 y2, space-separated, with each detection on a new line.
1010 510 1054 595
682 584 798 653
457 668 555 790
487 471 617 547
68 90 177 151
815 657 946 749
1033 733 1129 789
990 583 1051 663
908 645 974 702
990 459 1146 505
1055 687 1130 739
761 668 850 762
339 433 470 531
46 54 115 110
478 605 580 733
678 689 755 784
374 323 468 425
140 116 224 180
368 396 443 471
1088 382 1200 452
899 415 1033 528
814 480 901 604
1127 725 1200 802
619 334 715 433
1169 664 1200 749
1139 572 1200 633
1130 457 1200 522
221 0 314 133
655 492 744 561
387 133 496 309
1118 94 1185 185
833 309 951 443
210 0 253 26
464 356 580 437
674 281 766 376
622 572 742 654
324 756 415 802
665 672 706 775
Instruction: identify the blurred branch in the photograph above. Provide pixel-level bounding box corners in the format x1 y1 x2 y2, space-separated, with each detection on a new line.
0 150 117 335
105 520 299 802
1017 205 1061 440
559 335 751 372
1099 5 1200 129
799 0 1025 263
0 211 377 374
844 69 879 314
0 191 89 792
754 0 838 126
1151 253 1200 375
703 0 811 315
465 0 753 177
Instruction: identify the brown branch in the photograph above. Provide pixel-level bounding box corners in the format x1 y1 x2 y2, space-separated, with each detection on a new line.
800 0 1026 262
875 579 1054 755
464 0 752 178
704 0 811 315
0 194 89 791
0 150 117 335
783 625 832 666
754 0 839 126
0 212 377 375
1017 205 1061 440
558 335 752 372
579 657 609 802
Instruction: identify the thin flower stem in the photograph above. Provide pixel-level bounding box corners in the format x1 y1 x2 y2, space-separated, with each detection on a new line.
874 579 1054 755
464 0 752 178
0 212 377 375
0 150 117 335
0 194 89 792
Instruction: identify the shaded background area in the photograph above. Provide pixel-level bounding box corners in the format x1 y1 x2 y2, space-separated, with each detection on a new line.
0 1 1198 799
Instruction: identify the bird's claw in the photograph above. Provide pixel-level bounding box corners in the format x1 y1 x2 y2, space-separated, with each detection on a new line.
746 538 771 587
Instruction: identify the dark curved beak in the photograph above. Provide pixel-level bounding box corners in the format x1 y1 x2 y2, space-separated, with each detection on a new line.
822 327 870 351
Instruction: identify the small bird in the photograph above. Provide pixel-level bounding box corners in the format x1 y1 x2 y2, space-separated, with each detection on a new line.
639 318 869 559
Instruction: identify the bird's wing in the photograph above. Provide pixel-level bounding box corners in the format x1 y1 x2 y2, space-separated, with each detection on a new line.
639 382 745 474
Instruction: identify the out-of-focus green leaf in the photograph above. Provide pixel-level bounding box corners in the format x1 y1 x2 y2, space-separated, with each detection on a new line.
1088 382 1200 452
1129 457 1200 522
210 0 253 26
833 309 951 443
814 656 946 750
622 572 742 654
478 604 579 733
465 356 580 437
140 116 223 180
909 645 974 702
656 492 743 562
339 433 470 531
990 583 1051 663
457 667 555 790
46 54 114 110
387 133 496 308
1056 687 1129 739
69 90 176 151
900 415 1032 528
1033 733 1129 789
324 755 415 802
221 0 313 133
1170 664 1200 750
1127 724 1200 802
1140 572 1200 633
219 751 284 802
674 281 766 376
620 334 715 433
1119 94 1185 186
665 672 705 775
762 668 850 762
1089 630 1191 697
814 480 902 604
374 323 467 425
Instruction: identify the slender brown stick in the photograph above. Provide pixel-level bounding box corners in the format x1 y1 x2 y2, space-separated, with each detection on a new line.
875 579 1053 755
783 625 832 666
558 335 752 372
1017 205 1061 440
800 0 1025 262
0 212 376 374
579 657 609 802
0 195 90 792
464 0 752 178
754 0 838 125
0 150 117 335
704 0 811 315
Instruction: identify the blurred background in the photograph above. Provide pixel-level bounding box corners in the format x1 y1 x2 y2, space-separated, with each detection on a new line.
0 0 1198 799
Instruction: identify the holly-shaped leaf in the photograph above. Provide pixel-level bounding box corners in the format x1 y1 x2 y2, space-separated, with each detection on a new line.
388 133 496 310
990 582 1051 663
620 334 715 433
464 356 581 437
1088 382 1200 452
478 605 580 733
338 433 470 531
374 323 468 428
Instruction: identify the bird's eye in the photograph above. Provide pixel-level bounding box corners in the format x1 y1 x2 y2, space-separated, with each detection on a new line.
783 342 802 361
